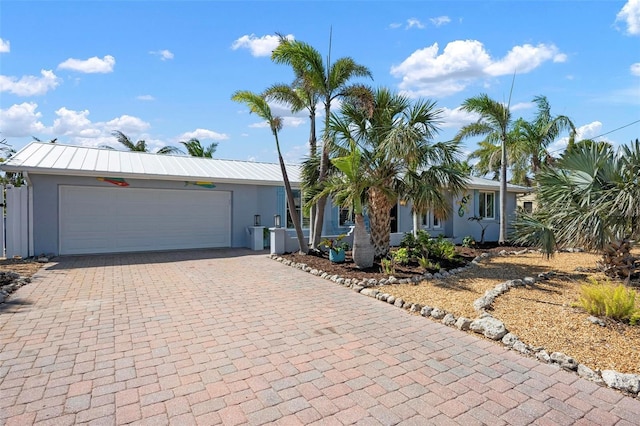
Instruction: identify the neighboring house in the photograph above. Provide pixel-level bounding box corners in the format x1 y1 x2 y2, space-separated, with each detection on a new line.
1 142 530 257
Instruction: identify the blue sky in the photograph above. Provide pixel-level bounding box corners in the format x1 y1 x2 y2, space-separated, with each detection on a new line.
1 1 638 165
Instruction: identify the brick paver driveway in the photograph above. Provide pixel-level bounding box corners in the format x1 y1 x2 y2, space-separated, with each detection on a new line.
1 249 639 425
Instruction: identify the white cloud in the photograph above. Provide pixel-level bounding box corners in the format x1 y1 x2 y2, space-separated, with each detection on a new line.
406 18 425 29
0 69 61 96
0 102 46 137
439 106 478 128
0 38 10 53
391 40 565 98
136 94 156 101
510 102 533 112
248 116 303 129
617 0 640 35
150 49 174 60
549 121 604 154
430 16 451 27
52 107 101 138
389 22 403 29
58 55 115 73
104 115 150 134
631 62 640 76
177 128 229 141
231 34 293 57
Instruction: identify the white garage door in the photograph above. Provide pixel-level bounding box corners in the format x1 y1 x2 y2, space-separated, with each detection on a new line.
59 185 231 255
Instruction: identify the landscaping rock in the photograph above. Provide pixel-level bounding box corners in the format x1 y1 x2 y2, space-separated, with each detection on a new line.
387 296 396 304
536 350 551 363
601 370 640 394
455 317 472 331
550 352 578 371
430 308 446 319
501 333 519 347
352 285 364 293
577 364 604 384
409 303 422 313
587 316 606 327
512 340 531 355
420 306 433 317
394 298 405 308
360 288 378 298
470 316 507 340
442 313 456 326
523 276 536 285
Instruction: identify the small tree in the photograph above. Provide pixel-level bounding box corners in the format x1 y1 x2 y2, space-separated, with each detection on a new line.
468 216 491 245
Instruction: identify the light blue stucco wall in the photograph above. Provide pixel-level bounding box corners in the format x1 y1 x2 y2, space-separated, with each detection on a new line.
29 174 286 255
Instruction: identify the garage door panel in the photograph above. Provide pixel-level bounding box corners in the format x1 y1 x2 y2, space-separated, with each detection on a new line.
60 186 231 255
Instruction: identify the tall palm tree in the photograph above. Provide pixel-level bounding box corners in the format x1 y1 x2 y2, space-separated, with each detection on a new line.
108 131 181 154
513 139 640 279
180 138 217 158
231 90 309 255
511 95 575 185
331 87 466 257
271 35 372 249
455 94 512 244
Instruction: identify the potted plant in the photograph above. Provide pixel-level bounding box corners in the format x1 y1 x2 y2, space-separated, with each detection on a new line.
319 234 350 263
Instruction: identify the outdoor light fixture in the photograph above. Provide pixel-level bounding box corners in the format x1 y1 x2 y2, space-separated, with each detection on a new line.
274 214 281 228
254 214 261 226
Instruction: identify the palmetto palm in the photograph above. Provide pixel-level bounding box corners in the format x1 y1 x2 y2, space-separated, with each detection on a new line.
331 87 466 257
513 140 640 278
180 138 217 158
231 90 309 255
271 36 372 248
109 131 181 154
455 94 512 244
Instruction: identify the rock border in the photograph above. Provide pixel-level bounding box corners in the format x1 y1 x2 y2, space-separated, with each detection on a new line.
270 248 640 399
0 271 32 304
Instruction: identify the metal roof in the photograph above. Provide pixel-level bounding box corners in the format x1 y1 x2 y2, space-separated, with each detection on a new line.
1 142 301 186
1 142 531 193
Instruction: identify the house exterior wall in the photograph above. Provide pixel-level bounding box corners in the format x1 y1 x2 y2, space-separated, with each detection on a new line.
28 173 284 256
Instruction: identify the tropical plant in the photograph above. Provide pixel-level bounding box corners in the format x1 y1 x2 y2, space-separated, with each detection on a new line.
180 138 217 158
462 235 476 248
312 141 374 268
392 247 410 265
318 234 349 253
331 87 467 257
512 140 640 280
455 94 512 244
271 35 372 249
107 131 181 154
381 258 395 275
231 90 309 255
579 278 638 321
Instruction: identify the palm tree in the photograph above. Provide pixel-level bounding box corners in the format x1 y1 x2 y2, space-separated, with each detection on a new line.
331 87 467 257
32 136 58 143
455 94 512 244
513 140 640 280
180 138 217 158
271 35 372 249
314 142 374 268
511 95 575 185
231 90 309 255
108 130 181 154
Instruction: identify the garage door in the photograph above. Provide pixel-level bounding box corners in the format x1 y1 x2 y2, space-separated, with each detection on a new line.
59 186 231 255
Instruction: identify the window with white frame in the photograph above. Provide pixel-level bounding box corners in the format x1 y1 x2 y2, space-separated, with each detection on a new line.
479 192 495 219
286 189 310 229
421 212 441 229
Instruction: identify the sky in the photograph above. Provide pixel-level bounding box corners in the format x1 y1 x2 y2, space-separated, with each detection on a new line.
1 0 639 165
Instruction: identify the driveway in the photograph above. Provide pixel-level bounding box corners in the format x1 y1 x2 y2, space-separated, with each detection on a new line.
1 249 639 425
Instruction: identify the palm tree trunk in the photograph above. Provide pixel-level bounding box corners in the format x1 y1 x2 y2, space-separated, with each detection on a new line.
499 136 508 244
352 213 374 269
311 103 331 249
275 134 308 254
368 187 393 258
412 211 419 237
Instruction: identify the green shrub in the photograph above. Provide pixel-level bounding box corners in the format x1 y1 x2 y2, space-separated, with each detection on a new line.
462 235 476 248
631 311 640 326
418 256 440 272
579 278 638 321
381 258 395 275
430 235 456 261
392 248 410 265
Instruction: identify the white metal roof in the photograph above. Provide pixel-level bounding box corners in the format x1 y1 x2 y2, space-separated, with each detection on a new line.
1 142 302 186
1 142 531 192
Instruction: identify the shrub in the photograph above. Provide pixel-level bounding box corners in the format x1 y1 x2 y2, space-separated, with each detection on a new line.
418 256 440 272
430 235 456 261
579 278 638 321
381 258 395 275
392 248 410 265
462 235 476 248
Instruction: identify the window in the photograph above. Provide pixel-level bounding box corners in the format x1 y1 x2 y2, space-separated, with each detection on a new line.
479 192 495 219
421 212 441 229
286 189 310 229
523 201 533 213
339 208 354 227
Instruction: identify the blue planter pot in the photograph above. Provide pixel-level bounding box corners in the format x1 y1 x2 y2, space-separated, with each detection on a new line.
329 249 346 263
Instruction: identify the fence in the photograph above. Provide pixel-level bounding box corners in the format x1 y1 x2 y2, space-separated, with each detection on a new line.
4 185 29 259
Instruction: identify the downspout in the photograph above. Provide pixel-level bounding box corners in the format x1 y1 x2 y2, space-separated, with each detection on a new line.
24 172 34 257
